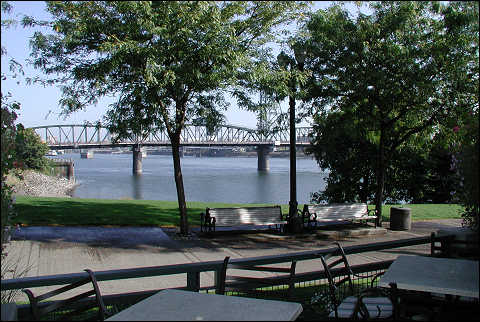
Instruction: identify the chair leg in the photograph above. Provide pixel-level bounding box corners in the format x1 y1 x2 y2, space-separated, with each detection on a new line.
22 289 40 320
84 269 106 321
216 256 229 295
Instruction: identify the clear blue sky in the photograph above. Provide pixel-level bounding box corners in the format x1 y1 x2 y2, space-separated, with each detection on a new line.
1 1 364 129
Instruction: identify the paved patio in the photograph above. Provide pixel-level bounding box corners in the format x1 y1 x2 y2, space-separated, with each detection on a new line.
3 219 464 300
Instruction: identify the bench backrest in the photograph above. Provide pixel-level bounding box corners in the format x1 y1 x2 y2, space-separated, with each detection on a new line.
207 206 284 226
305 203 368 220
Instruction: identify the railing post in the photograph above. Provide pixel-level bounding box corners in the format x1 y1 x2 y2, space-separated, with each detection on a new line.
186 272 200 292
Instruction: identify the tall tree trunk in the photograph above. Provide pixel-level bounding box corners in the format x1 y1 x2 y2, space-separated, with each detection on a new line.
171 134 189 235
375 129 386 227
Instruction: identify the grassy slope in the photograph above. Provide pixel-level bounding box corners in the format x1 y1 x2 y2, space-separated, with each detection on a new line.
13 196 463 227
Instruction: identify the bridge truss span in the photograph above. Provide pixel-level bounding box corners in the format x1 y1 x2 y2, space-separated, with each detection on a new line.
31 124 313 149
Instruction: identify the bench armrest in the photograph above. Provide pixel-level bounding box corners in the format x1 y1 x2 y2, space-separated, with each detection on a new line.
367 208 378 218
301 209 316 224
367 208 378 217
200 212 215 232
282 208 304 222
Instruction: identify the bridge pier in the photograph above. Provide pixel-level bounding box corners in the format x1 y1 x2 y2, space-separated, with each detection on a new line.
80 150 94 159
257 145 272 171
67 162 75 180
132 145 143 175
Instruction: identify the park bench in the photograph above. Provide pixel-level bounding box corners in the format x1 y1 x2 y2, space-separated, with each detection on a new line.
200 206 288 233
302 203 377 229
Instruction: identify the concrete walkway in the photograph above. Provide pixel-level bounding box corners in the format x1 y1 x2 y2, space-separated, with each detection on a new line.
3 219 464 300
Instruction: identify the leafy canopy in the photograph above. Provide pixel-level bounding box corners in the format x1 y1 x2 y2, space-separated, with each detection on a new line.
303 1 478 219
29 1 307 140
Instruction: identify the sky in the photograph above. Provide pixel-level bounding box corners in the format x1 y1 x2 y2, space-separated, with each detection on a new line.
1 1 364 129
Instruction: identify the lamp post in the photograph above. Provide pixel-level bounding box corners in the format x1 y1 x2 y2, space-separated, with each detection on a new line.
278 45 306 231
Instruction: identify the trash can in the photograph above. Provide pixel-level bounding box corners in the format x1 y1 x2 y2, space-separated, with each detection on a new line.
390 207 411 231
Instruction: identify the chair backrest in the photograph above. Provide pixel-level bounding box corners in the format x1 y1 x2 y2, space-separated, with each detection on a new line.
356 282 399 320
23 269 107 321
318 242 355 315
431 232 448 257
217 256 297 298
431 231 479 259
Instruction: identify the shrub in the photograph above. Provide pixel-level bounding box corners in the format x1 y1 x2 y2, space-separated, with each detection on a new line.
14 124 49 170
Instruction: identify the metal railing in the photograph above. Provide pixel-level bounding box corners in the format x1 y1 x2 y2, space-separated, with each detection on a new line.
1 236 435 319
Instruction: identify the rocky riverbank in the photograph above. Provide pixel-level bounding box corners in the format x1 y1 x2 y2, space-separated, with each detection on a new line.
7 170 78 198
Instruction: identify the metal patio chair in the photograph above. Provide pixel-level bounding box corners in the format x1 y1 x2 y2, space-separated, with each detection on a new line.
318 242 396 320
217 256 297 299
22 268 107 321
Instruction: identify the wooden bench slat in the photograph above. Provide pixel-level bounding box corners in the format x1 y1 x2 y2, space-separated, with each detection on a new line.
200 206 286 233
302 203 377 228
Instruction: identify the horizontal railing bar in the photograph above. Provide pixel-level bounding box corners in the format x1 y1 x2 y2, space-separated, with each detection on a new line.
1 236 431 291
15 260 394 319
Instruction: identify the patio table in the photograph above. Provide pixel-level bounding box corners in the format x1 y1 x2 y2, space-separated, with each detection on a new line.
105 289 303 321
378 255 479 298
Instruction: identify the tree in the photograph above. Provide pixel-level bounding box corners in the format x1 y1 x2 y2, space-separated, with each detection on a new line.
308 112 459 206
308 110 376 204
303 1 479 225
14 125 50 170
28 1 306 235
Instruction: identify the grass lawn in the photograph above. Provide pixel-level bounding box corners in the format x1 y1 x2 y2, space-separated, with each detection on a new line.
13 196 464 227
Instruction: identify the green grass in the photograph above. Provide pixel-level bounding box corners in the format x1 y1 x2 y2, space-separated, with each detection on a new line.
13 196 463 227
374 203 464 222
13 196 289 227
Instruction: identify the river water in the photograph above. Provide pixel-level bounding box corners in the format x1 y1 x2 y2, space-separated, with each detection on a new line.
63 153 326 204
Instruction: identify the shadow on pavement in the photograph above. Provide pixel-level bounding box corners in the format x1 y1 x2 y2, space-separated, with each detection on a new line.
11 220 462 252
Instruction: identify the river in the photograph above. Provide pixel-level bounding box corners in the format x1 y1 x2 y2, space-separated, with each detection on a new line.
62 153 327 204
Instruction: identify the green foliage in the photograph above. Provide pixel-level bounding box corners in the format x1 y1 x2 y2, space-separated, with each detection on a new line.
303 1 479 220
0 98 18 251
308 111 376 204
308 111 458 204
389 141 457 204
13 196 287 226
450 109 479 231
14 125 49 170
455 143 479 231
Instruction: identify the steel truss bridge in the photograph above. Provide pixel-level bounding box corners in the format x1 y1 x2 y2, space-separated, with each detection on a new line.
31 124 313 150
